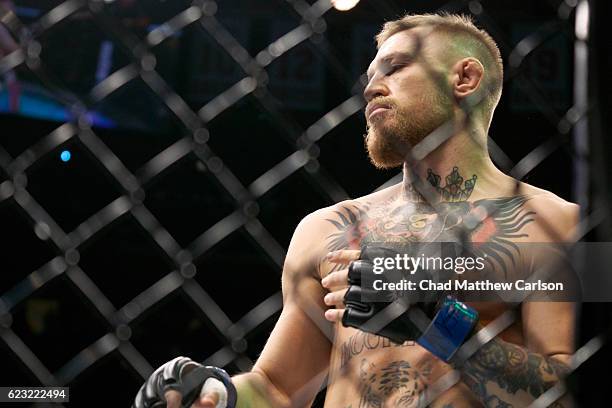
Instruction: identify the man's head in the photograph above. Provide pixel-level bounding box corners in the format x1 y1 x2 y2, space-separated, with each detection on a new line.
364 13 503 169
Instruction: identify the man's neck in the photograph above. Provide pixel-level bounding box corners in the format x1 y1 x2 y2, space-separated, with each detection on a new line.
400 126 513 203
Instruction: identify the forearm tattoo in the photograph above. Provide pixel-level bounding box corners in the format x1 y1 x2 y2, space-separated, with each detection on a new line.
462 338 570 407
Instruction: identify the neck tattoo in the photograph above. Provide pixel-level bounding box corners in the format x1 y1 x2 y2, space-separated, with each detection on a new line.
404 167 478 203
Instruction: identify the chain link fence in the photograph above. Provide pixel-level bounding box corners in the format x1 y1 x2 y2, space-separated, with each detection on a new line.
0 0 609 406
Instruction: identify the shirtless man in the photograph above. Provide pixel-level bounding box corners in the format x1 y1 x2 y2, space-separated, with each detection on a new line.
133 13 577 408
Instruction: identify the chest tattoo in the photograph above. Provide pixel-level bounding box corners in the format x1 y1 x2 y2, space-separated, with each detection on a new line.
325 168 535 275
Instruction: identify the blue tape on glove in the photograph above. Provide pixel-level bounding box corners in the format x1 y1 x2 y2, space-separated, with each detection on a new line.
416 297 478 362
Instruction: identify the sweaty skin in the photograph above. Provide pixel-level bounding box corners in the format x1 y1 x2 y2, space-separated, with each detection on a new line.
174 23 577 408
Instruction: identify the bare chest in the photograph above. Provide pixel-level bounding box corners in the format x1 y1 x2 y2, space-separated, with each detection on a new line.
325 195 536 251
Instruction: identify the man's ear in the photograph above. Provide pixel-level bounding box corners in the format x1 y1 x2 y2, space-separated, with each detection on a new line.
452 58 485 101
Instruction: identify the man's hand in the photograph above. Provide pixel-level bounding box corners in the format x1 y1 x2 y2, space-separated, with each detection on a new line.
133 357 236 408
321 249 360 322
323 245 432 344
321 243 478 360
164 385 223 408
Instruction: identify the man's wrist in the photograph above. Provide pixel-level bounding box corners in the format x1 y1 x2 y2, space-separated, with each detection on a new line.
232 371 291 408
416 296 479 363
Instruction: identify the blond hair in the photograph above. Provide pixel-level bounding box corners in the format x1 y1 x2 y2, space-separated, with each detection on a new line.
376 13 503 120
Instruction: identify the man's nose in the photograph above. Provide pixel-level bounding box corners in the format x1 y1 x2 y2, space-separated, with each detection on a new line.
363 75 389 102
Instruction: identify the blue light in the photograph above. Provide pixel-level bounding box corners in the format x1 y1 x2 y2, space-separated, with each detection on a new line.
60 150 71 162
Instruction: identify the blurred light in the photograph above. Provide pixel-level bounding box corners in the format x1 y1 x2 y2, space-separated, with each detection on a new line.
575 0 589 40
60 150 71 162
331 0 360 11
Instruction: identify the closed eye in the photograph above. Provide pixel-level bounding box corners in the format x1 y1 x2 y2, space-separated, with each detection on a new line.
366 57 411 82
382 62 406 76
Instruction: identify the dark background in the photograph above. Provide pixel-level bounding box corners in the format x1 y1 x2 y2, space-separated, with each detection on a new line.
0 0 610 406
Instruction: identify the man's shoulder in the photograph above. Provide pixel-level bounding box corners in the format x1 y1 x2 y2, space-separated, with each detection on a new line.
295 199 362 241
299 199 359 227
519 182 578 215
287 186 398 272
286 200 360 264
518 182 579 241
284 199 361 280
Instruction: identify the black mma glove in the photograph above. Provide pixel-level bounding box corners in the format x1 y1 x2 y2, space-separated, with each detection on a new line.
133 356 237 408
342 243 479 362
